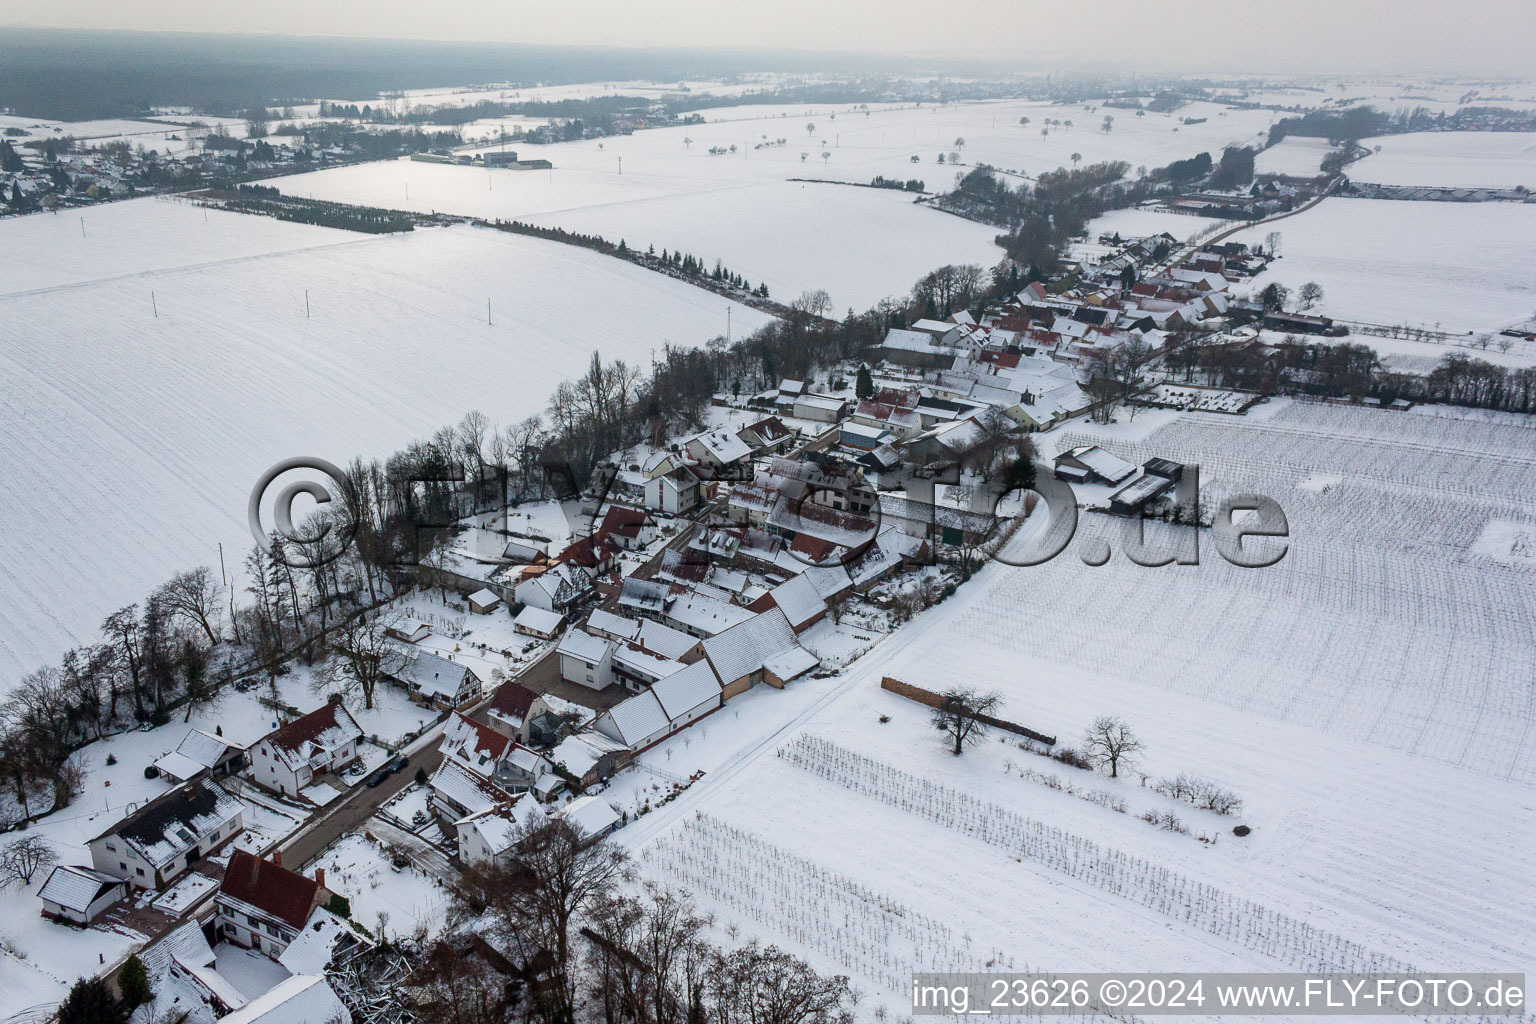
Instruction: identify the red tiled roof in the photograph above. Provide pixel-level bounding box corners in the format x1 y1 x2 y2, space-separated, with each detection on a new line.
263 699 357 757
220 850 322 930
489 681 538 721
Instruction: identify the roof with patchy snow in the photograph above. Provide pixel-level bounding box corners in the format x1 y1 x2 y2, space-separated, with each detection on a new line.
260 701 363 773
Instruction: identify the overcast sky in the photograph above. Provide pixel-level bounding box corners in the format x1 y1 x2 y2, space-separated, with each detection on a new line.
3 0 1533 74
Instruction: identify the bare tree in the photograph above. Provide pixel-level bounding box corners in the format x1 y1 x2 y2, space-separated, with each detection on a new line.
0 834 57 888
157 567 224 645
708 942 855 1024
1298 281 1324 310
320 612 406 710
931 687 1002 756
1263 230 1283 258
1083 715 1143 778
455 819 630 1024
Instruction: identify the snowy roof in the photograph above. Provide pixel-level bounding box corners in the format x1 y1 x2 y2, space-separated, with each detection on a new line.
762 574 827 629
38 864 121 913
617 576 670 614
586 608 642 641
219 850 323 930
487 680 538 727
138 919 216 982
649 659 723 719
665 591 755 636
429 759 503 818
95 777 243 868
1061 444 1136 483
152 751 210 783
260 701 363 773
277 908 361 976
635 619 701 660
799 564 854 600
514 605 565 634
517 562 593 605
762 646 820 682
597 689 672 747
557 628 613 664
441 712 515 778
177 727 241 766
557 795 621 839
468 587 501 606
397 649 473 700
548 731 629 778
701 607 808 684
689 427 753 465
463 794 548 855
882 327 942 352
612 643 684 682
216 975 348 1024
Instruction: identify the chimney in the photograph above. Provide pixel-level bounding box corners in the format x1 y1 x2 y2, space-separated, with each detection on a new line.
315 867 326 889
271 849 282 867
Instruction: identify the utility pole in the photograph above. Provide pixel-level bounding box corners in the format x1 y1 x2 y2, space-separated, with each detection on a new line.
218 542 227 585
305 290 310 318
151 291 158 318
80 216 86 237
488 298 492 326
618 156 622 175
727 305 732 343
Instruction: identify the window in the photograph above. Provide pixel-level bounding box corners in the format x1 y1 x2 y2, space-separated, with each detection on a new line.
105 843 116 852
135 867 145 877
119 862 128 871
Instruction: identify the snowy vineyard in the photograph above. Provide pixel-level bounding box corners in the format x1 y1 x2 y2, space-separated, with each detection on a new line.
644 813 1145 1024
779 736 1436 982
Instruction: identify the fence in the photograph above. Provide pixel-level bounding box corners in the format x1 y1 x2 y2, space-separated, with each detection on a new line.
881 677 1056 746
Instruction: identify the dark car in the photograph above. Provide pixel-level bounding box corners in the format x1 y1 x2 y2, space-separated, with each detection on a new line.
364 768 389 788
386 755 409 774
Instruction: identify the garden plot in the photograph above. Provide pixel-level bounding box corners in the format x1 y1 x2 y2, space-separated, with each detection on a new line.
309 834 452 940
1139 383 1257 412
1350 131 1536 189
0 216 769 687
1227 197 1536 333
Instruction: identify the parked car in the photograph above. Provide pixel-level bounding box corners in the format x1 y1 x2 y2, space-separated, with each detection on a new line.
386 755 409 774
364 769 389 788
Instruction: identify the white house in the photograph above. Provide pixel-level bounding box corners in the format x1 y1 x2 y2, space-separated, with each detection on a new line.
513 605 565 639
455 794 548 867
38 865 126 923
89 777 244 889
592 659 723 751
515 562 594 613
643 464 703 515
247 700 363 799
555 795 623 843
214 850 330 959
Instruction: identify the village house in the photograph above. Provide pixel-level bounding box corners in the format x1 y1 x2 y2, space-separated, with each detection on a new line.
515 561 595 613
735 415 794 455
247 699 363 799
513 604 565 639
392 648 480 710
37 864 127 924
592 659 725 751
1053 444 1137 486
546 730 632 789
455 794 548 867
692 607 819 696
89 777 244 889
485 680 539 738
214 850 331 959
643 463 704 514
152 727 246 784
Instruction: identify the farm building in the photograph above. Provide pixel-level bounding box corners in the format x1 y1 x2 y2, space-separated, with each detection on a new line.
467 588 503 614
513 605 565 639
37 864 126 923
1053 444 1137 485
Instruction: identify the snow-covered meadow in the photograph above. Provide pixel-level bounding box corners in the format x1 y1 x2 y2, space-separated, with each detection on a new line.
623 400 1536 1008
1350 131 1536 189
265 98 1278 310
0 200 770 686
1229 197 1536 333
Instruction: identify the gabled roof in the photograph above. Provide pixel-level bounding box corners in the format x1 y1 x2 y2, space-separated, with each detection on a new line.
219 850 322 931
649 659 723 718
557 627 614 665
93 777 243 867
514 605 565 635
462 795 548 856
429 758 503 818
38 864 122 913
596 689 671 747
396 649 473 701
752 574 826 630
701 607 811 684
548 731 629 778
598 504 654 540
260 701 363 773
441 712 516 778
487 680 538 726
556 795 621 839
688 427 753 465
739 416 791 446
586 608 642 642
216 974 347 1024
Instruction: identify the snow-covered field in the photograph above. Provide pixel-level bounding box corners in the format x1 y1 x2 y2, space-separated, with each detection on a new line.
265 98 1277 310
0 202 770 686
1254 136 1334 177
1228 197 1536 333
1351 131 1536 189
620 400 1536 1008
